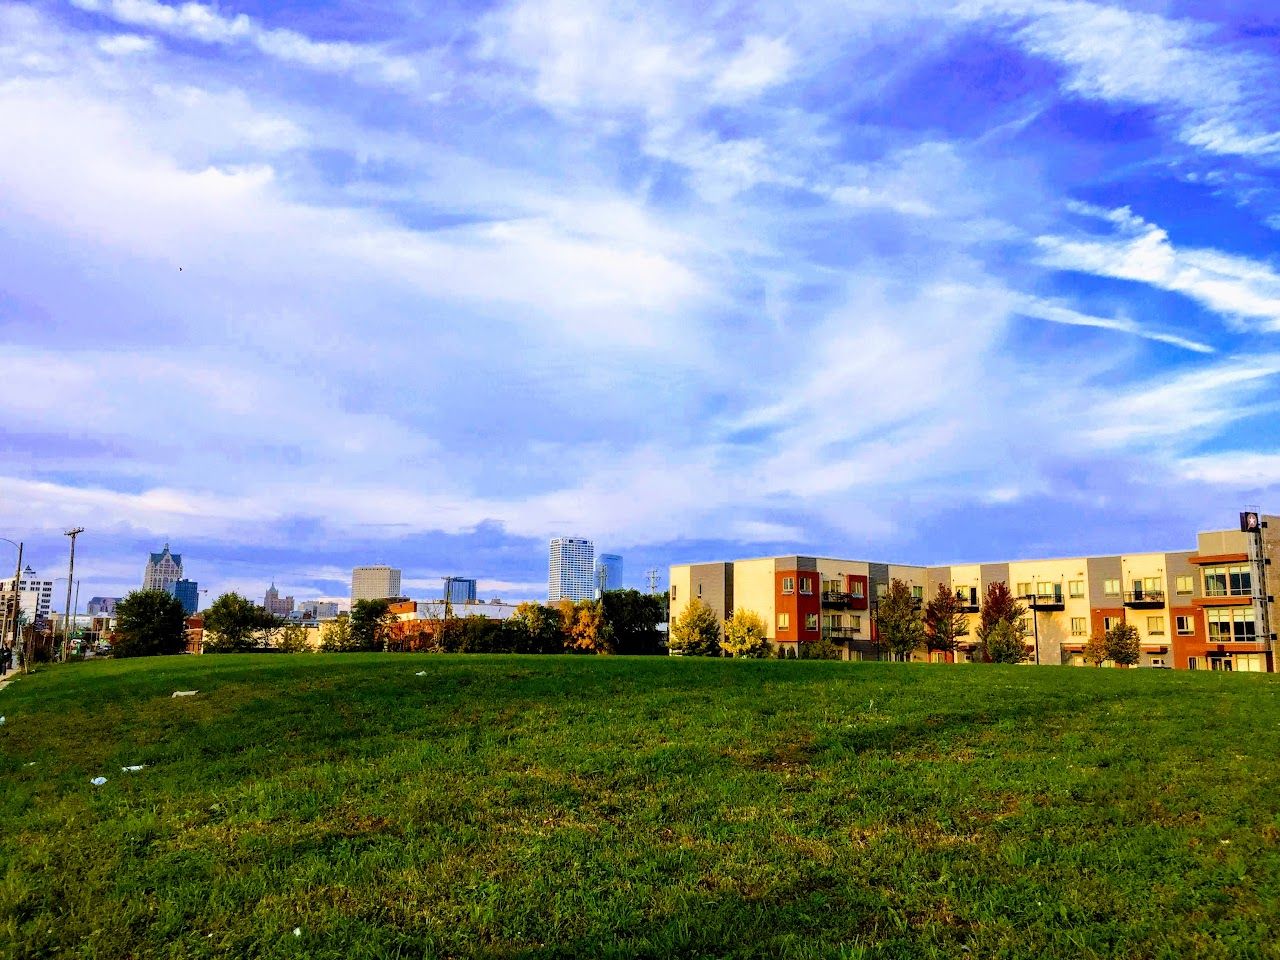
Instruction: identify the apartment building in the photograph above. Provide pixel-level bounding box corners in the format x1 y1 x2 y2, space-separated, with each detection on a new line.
351 566 402 602
669 512 1278 671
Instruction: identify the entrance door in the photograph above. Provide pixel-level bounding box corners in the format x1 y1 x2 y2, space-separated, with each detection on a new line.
1208 656 1233 672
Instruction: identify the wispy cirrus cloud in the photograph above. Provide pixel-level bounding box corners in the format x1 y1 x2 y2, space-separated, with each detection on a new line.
69 0 422 85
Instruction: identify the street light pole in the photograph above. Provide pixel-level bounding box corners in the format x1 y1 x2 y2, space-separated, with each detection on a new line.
62 527 85 663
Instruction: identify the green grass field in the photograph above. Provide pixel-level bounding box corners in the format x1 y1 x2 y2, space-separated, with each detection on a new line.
2 655 1279 959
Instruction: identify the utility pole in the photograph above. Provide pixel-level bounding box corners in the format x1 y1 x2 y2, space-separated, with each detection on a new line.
63 527 84 663
7 541 20 674
646 569 660 594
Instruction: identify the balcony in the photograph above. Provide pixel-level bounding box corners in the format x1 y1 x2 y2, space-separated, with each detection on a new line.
1027 593 1064 611
1123 590 1165 609
821 591 852 608
824 626 862 640
955 592 979 613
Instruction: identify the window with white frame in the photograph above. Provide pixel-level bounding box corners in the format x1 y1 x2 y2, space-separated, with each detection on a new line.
1069 580 1084 598
778 612 790 630
1070 617 1086 636
1016 581 1031 596
799 577 813 595
850 580 865 598
1103 579 1120 596
1203 565 1251 597
850 615 862 632
1207 607 1255 641
1147 616 1165 635
781 577 794 595
1175 575 1193 595
805 613 818 631
1103 616 1120 631
1176 615 1193 636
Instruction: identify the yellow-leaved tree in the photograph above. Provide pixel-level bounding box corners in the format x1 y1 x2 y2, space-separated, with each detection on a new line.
721 608 771 658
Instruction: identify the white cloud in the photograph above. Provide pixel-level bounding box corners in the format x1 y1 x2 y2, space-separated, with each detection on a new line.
95 32 155 55
1037 205 1280 331
70 0 420 85
712 35 795 101
1177 452 1280 487
1016 296 1215 353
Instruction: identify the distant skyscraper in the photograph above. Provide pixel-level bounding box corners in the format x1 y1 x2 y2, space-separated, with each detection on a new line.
168 579 199 615
596 554 623 596
549 537 595 602
86 597 121 616
264 583 294 617
444 578 477 603
143 543 183 593
351 566 402 602
1 565 54 627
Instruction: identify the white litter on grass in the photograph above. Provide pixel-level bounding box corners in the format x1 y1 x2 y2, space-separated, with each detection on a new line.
121 764 146 772
0 716 5 725
414 671 427 676
171 690 198 698
292 928 301 937
90 776 107 786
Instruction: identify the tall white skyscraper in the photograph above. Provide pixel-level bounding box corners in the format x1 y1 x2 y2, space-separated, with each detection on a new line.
351 566 402 602
143 544 183 592
549 537 595 602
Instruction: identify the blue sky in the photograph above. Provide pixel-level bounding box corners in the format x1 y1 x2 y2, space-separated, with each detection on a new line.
2 0 1279 607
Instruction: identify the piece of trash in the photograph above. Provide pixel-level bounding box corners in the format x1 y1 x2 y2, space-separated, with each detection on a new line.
292 928 301 937
25 761 35 767
171 690 198 698
121 764 146 772
90 776 107 786
414 671 427 676
0 716 5 724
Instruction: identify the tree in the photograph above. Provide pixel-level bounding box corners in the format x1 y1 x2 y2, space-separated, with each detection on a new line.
924 582 968 656
113 590 188 658
349 599 393 652
875 579 925 661
984 618 1030 664
567 599 614 653
600 589 666 655
1083 631 1109 667
203 593 279 652
668 598 721 656
319 614 354 652
721 608 771 658
798 635 843 660
507 602 565 655
1105 621 1141 667
978 581 1026 640
278 622 311 653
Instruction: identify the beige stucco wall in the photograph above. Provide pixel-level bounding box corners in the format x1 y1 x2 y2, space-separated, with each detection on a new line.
732 558 779 639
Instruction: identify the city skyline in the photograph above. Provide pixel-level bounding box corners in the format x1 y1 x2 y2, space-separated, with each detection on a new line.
3 2 1280 609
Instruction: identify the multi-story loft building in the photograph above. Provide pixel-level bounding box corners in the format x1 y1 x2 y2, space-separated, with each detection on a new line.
669 512 1278 672
169 579 200 615
143 544 183 593
595 554 623 596
351 566 402 602
1 565 55 630
263 583 294 617
549 537 595 602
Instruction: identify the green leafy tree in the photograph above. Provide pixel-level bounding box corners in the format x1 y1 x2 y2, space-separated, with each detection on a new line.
203 593 279 652
924 582 968 656
668 598 721 656
984 618 1030 664
349 599 393 652
1083 631 1109 667
507 602 565 655
278 622 311 653
721 608 771 658
600 589 666 655
112 590 188 658
1105 621 1141 667
875 579 925 661
319 614 354 652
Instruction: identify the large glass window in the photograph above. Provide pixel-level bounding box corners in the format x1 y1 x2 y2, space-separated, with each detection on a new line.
1147 616 1165 635
1103 579 1120 596
1144 576 1162 593
1204 565 1252 597
1069 580 1084 598
1229 566 1252 596
850 581 865 598
1175 575 1193 595
1016 581 1031 596
1207 608 1256 641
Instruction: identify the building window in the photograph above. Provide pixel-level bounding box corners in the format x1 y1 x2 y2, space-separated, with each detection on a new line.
1188 656 1198 670
1069 580 1084 598
1147 616 1165 636
1175 575 1193 595
1236 654 1265 672
697 583 702 598
671 586 677 602
1206 608 1255 642
799 577 812 595
778 612 790 630
1036 581 1057 597
911 584 923 600
876 583 887 598
1016 581 1031 597
805 613 818 631
1143 576 1162 593
850 615 862 632
1176 615 1193 636
1150 657 1165 667
1103 579 1120 596
850 581 864 598
1070 617 1086 637
781 577 794 595
1103 616 1119 631
1204 565 1252 597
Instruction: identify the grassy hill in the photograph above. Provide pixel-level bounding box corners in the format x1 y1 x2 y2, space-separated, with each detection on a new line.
2 655 1278 959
